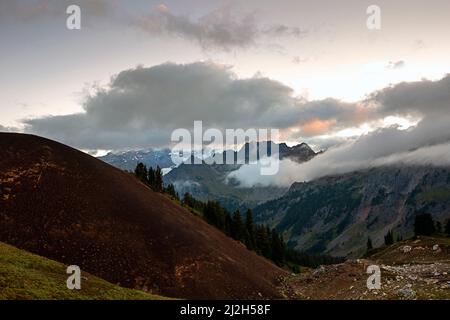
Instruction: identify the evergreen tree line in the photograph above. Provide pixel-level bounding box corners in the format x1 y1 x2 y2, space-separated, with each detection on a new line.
414 213 450 237
383 229 402 245
367 213 450 252
200 200 286 266
182 192 344 269
134 162 176 195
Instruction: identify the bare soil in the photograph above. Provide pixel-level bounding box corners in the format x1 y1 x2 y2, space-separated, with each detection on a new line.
0 133 286 299
281 236 450 299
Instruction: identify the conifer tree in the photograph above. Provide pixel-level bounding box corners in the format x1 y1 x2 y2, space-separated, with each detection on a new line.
367 237 373 251
166 183 177 198
384 230 394 245
231 210 245 241
435 221 442 234
245 209 255 249
445 219 450 236
271 230 285 266
134 162 148 183
154 166 163 192
148 166 155 188
183 192 194 207
414 213 435 236
224 212 233 237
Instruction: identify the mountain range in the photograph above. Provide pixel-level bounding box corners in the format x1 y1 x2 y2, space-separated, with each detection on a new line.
98 149 174 172
164 141 318 211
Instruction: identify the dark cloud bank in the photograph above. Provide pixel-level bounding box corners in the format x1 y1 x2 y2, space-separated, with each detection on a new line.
23 61 369 149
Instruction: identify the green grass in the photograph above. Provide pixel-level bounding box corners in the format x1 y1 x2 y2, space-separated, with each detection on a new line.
0 242 167 300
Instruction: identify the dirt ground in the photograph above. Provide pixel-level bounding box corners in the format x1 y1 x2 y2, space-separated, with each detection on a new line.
280 236 450 300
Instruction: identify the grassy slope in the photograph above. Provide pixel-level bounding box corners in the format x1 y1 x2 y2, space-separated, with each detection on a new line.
0 242 166 300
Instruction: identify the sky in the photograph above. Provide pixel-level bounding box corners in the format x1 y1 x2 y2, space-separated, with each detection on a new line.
1 0 450 157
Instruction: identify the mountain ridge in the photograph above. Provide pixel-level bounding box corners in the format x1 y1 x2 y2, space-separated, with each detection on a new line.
254 166 450 257
98 149 174 171
164 141 317 211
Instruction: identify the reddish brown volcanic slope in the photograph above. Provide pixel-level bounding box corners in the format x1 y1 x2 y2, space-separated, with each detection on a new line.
0 133 285 299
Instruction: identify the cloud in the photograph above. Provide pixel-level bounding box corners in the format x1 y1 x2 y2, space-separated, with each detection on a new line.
370 74 450 118
0 124 18 132
290 98 372 136
386 60 405 70
230 140 450 188
1 2 305 51
263 24 307 38
228 73 450 186
23 63 450 155
229 113 450 187
24 62 297 148
24 62 367 149
135 5 306 51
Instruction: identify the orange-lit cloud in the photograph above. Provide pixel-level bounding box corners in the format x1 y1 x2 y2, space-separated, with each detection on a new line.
300 118 337 136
